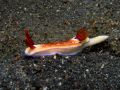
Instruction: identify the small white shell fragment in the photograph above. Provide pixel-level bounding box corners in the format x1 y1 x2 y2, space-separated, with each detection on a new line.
43 86 48 90
53 55 57 59
101 64 105 69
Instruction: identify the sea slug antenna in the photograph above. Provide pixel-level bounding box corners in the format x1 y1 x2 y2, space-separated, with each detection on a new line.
24 28 36 49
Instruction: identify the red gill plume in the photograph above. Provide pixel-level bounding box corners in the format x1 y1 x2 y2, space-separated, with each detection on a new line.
75 27 88 42
24 28 36 49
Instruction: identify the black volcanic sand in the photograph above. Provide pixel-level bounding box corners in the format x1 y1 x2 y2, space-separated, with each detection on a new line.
0 0 120 90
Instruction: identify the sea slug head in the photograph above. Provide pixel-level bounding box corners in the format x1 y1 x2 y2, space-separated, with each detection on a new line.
24 28 37 56
25 45 41 56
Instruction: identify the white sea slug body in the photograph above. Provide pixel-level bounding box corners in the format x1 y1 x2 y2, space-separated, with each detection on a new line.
24 28 109 56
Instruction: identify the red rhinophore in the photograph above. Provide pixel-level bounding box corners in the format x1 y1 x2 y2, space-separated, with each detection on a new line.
24 28 36 49
75 27 88 42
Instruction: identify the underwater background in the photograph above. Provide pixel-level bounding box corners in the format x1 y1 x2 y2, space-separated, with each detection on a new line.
0 0 120 89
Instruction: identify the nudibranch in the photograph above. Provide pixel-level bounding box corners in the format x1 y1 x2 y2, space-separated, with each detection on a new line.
24 28 109 56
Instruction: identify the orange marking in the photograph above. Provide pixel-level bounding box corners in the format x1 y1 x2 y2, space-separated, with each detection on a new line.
42 39 80 48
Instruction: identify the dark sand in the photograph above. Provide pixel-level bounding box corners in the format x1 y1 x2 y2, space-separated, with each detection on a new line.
0 0 120 89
